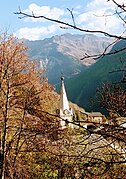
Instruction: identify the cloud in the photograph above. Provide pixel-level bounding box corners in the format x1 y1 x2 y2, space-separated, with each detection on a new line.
76 0 125 35
15 25 58 40
24 3 64 22
15 3 66 40
15 0 125 40
86 0 114 11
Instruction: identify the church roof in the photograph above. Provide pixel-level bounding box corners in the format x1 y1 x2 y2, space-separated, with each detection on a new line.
82 112 103 117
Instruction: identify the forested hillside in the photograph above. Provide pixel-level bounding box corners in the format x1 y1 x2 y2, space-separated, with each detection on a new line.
65 40 126 112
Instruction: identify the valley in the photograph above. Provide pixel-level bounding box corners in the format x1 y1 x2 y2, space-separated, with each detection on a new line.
26 34 126 112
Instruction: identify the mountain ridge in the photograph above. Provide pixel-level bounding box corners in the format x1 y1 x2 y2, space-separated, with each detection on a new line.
25 33 112 84
53 33 112 66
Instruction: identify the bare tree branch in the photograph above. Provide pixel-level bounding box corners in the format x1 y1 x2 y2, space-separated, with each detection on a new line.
14 10 126 40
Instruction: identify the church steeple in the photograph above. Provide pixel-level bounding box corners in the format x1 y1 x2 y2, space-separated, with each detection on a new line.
59 76 69 113
59 76 73 128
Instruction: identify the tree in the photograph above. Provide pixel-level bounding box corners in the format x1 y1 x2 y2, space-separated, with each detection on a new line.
96 83 126 116
0 33 39 178
0 33 59 178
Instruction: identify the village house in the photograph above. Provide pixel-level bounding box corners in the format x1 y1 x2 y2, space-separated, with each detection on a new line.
81 112 103 124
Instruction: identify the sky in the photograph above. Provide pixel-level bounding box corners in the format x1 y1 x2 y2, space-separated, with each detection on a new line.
0 0 125 40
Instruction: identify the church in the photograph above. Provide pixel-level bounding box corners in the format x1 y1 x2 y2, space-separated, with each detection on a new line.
58 76 104 129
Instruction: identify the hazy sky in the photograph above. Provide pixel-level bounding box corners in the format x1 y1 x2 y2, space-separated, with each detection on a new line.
0 0 125 40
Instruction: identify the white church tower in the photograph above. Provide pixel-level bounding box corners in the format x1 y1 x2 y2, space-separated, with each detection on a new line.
59 76 73 129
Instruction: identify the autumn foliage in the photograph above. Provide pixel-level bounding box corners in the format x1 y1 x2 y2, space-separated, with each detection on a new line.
0 34 126 179
97 83 126 117
0 33 59 178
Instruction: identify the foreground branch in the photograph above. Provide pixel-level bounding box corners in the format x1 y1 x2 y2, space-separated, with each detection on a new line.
14 10 126 40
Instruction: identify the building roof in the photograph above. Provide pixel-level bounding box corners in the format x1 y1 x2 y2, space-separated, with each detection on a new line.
82 112 103 117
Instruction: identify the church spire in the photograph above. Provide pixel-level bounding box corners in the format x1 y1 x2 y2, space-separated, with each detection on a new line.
59 76 69 112
59 76 73 128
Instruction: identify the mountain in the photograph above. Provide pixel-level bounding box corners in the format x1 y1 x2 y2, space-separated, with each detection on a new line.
52 33 111 66
65 40 126 112
25 33 112 84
